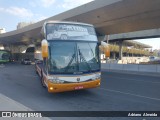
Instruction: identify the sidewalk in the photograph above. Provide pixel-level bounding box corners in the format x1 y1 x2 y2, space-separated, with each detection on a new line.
0 93 50 119
0 93 32 111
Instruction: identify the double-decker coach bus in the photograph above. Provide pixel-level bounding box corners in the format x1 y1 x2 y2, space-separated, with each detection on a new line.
35 21 108 93
0 50 10 63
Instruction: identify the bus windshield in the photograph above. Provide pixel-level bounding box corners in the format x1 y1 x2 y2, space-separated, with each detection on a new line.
48 41 100 74
46 23 97 41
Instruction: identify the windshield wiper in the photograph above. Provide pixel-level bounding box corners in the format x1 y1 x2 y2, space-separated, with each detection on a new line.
78 48 92 72
64 46 78 72
64 53 76 72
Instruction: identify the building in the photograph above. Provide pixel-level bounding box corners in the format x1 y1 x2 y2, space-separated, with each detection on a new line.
0 28 6 34
100 40 153 64
108 40 152 59
17 22 35 29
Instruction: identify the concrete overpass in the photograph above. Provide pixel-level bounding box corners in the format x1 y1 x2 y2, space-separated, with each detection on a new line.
0 0 160 59
1 0 160 45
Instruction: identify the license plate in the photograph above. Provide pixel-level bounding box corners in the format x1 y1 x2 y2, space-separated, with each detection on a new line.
75 86 84 90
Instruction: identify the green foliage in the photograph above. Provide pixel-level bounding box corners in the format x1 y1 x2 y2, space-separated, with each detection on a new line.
109 44 152 56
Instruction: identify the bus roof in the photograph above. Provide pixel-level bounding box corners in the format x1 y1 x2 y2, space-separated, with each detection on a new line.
43 21 94 27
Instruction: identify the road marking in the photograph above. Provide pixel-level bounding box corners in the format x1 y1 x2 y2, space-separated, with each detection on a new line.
107 76 160 84
99 88 160 101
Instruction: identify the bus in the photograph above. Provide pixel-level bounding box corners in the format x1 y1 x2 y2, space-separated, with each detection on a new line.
35 21 106 93
0 50 10 63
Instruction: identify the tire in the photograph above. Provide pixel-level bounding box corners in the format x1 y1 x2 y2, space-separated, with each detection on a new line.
35 65 38 74
41 72 46 88
60 34 68 40
35 69 38 74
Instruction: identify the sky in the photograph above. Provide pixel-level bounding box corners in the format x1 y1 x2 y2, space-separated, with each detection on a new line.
134 38 160 50
0 0 93 31
0 0 159 50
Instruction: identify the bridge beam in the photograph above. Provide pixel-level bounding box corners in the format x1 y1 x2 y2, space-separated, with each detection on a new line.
108 28 160 41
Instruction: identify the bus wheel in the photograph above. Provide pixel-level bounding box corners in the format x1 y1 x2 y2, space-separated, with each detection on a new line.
41 75 46 88
60 34 68 40
35 66 38 74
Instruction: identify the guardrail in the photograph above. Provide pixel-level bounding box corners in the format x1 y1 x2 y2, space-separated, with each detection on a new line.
101 63 160 73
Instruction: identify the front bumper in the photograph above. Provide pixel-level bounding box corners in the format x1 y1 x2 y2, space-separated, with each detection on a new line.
47 79 100 93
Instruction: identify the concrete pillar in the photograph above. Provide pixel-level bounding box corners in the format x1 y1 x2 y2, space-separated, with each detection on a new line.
34 46 42 60
113 52 116 59
19 45 27 53
3 45 10 51
0 44 4 49
119 41 123 60
97 35 109 42
35 46 41 53
6 45 27 53
3 45 28 61
5 45 22 52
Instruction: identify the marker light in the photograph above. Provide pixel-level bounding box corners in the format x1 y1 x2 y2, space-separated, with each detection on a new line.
41 39 48 58
98 82 100 85
49 87 53 90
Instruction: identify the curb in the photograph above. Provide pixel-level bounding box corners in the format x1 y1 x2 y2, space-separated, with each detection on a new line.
0 93 50 119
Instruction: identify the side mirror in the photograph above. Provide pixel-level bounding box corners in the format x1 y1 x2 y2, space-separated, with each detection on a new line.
41 39 48 58
99 41 110 58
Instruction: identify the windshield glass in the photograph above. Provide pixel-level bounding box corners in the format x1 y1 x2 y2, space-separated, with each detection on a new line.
48 41 100 74
0 51 10 60
46 23 97 41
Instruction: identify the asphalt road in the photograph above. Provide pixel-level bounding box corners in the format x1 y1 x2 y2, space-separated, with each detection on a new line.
0 63 160 120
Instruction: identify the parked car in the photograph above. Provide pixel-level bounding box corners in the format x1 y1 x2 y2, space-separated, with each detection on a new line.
149 56 160 62
9 58 15 62
35 59 43 64
21 58 32 65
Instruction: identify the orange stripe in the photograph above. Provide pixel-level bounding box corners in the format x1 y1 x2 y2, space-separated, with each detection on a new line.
48 79 100 93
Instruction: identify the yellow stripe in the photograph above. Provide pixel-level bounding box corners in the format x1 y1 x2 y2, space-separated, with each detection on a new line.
48 79 100 93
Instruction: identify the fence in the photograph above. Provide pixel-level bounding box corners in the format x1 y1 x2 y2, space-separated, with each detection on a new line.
101 63 160 73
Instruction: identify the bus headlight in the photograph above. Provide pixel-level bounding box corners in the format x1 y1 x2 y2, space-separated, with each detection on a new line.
95 74 101 79
49 79 57 83
48 76 65 83
92 74 101 80
49 79 65 84
56 79 65 83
